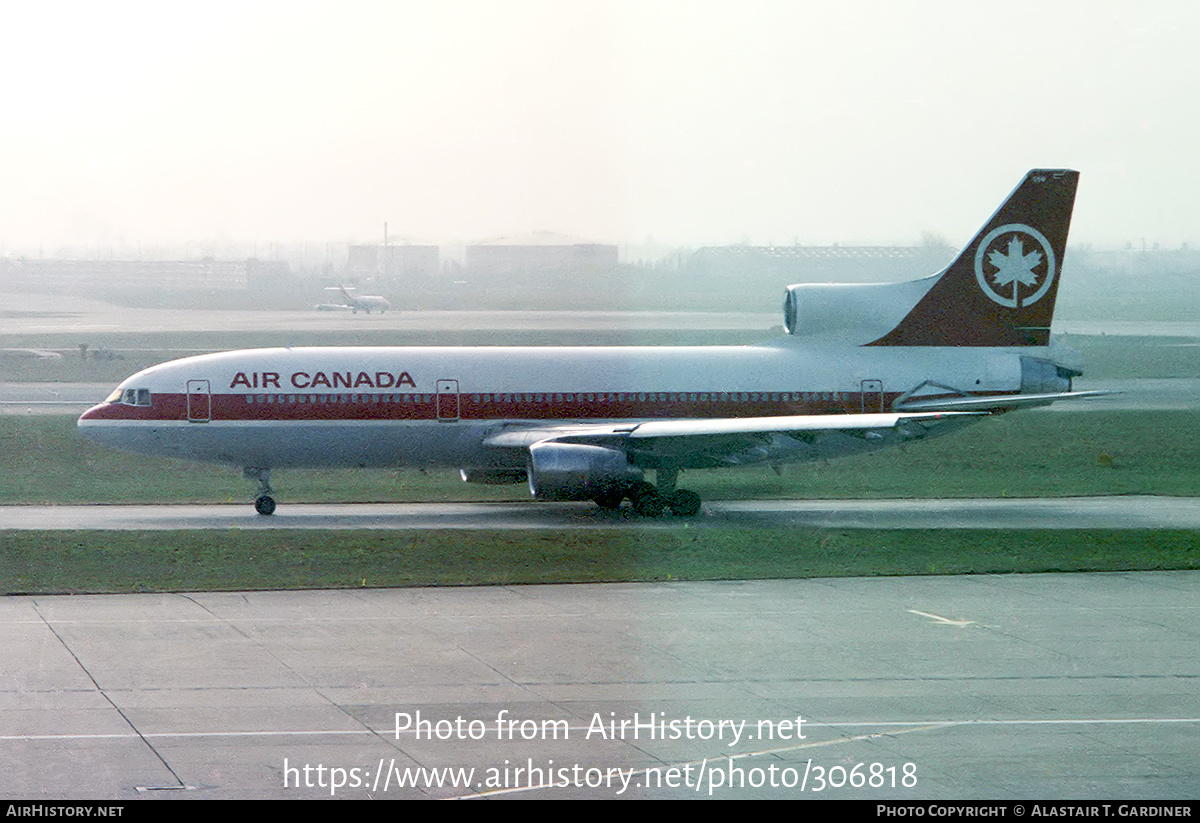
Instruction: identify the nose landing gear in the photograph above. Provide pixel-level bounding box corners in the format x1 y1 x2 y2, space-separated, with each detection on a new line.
244 467 276 516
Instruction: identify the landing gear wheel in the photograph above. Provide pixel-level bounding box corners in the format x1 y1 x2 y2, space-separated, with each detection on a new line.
667 489 702 517
631 487 668 517
245 467 277 516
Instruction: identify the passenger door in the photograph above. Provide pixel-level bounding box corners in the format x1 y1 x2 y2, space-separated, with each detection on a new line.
187 379 211 422
436 379 460 421
860 379 884 413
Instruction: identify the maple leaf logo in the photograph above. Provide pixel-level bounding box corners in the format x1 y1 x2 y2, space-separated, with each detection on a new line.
988 235 1042 290
974 224 1056 309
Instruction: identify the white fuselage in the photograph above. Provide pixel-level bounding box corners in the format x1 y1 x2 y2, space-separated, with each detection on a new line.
77 338 1029 471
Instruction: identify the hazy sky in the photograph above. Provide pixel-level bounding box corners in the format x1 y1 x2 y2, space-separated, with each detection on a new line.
1 0 1197 251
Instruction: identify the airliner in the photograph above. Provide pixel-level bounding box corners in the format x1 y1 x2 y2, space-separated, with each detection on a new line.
335 284 393 314
79 169 1105 517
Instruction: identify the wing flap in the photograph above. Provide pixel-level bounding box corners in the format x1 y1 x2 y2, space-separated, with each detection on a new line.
627 412 967 438
895 390 1114 413
626 412 981 466
480 412 981 469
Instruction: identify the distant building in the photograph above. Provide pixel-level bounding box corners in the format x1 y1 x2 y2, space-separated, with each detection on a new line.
346 244 440 281
465 232 618 275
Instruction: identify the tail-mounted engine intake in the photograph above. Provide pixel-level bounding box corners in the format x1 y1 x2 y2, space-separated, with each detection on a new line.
783 279 937 344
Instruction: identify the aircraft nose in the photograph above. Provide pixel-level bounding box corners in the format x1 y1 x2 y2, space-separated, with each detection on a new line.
78 405 101 440
77 401 120 443
77 402 140 456
78 402 112 423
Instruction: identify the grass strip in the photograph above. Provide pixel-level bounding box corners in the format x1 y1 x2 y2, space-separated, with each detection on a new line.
2 528 1196 595
6 410 1200 503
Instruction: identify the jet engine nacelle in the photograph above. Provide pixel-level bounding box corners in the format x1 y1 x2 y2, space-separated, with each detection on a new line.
783 278 937 344
527 442 643 501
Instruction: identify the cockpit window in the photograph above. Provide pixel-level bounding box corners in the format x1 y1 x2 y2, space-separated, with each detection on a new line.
109 387 152 407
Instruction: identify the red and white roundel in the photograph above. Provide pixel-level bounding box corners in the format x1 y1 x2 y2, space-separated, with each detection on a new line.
973 223 1056 308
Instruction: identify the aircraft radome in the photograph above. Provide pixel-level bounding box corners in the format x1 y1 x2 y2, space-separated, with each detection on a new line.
79 170 1107 517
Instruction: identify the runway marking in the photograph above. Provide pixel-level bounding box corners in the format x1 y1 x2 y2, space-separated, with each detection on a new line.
5 716 1198 743
908 609 976 627
449 723 957 800
30 602 189 792
8 601 1199 628
452 714 1200 798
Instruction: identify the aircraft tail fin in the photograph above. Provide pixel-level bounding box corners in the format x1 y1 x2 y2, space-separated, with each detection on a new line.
869 169 1078 347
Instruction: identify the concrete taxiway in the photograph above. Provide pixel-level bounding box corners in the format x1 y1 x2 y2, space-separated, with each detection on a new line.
2 572 1197 799
3 496 1200 531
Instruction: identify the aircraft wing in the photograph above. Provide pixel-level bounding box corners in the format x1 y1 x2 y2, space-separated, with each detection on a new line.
894 390 1115 413
482 411 982 469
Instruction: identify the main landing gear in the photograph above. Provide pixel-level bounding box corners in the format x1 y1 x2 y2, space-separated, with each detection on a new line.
595 468 703 518
245 467 276 516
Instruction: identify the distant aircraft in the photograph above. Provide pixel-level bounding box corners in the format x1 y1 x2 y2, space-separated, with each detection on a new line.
314 284 392 313
80 170 1105 516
